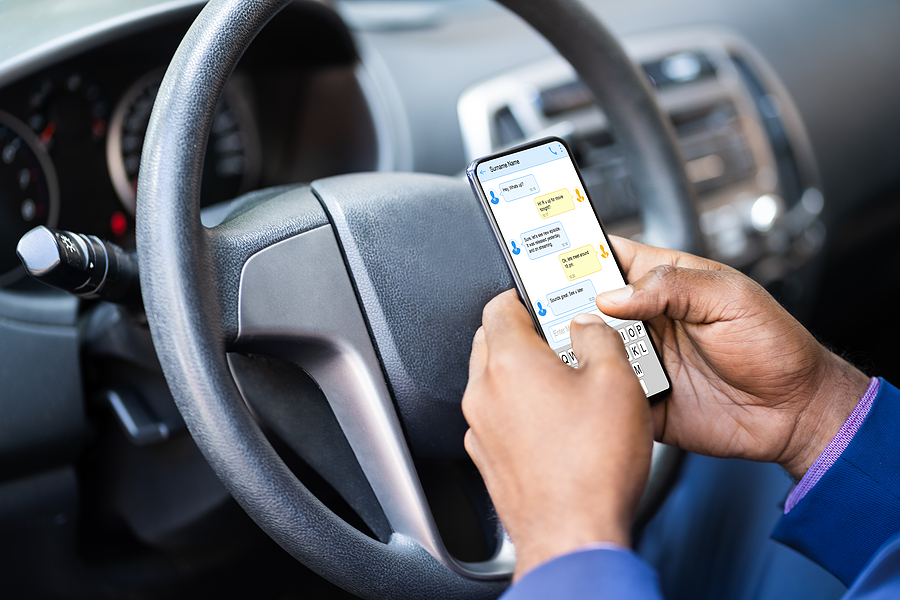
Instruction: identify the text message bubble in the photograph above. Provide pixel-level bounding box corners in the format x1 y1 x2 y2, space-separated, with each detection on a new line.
520 221 570 260
559 244 603 280
499 174 540 201
534 188 575 219
546 280 597 316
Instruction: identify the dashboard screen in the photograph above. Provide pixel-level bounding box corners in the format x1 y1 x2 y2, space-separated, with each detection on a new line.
471 138 670 399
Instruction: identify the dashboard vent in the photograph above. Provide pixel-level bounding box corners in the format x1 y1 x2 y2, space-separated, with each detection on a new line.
539 80 595 117
538 51 716 118
561 99 755 224
493 105 525 147
670 102 754 194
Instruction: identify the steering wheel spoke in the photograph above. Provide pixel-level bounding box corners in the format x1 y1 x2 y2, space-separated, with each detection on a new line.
233 223 444 557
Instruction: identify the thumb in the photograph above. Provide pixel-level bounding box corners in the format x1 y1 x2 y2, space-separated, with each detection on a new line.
568 313 632 371
595 265 751 325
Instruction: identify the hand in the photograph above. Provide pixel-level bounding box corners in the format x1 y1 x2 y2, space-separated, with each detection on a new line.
462 290 653 580
596 236 871 479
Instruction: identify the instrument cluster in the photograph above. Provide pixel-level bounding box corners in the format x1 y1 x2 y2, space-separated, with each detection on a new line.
0 4 377 287
0 31 259 286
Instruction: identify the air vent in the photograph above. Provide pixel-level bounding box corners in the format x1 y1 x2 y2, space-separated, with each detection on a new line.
553 99 755 223
537 52 716 118
493 106 524 147
539 80 595 117
670 102 755 194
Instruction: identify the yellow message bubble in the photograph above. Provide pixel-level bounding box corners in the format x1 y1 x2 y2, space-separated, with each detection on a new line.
559 244 603 280
534 188 575 219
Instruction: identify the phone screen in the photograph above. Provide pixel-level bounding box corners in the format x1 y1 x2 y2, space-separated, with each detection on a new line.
468 137 671 402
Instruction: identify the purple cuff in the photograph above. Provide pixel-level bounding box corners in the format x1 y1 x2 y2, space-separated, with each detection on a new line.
784 377 880 514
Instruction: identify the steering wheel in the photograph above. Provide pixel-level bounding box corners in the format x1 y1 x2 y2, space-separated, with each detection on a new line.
136 0 701 597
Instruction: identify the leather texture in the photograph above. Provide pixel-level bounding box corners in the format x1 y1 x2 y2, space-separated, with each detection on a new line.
312 173 511 459
135 0 700 597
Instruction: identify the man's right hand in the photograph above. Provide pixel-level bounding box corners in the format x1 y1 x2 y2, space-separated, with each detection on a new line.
596 236 871 479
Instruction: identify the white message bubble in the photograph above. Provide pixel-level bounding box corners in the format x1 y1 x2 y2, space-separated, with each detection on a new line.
519 221 570 260
546 280 597 316
499 174 540 202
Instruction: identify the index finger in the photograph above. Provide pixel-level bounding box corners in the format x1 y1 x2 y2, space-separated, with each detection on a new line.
481 289 551 354
609 235 726 282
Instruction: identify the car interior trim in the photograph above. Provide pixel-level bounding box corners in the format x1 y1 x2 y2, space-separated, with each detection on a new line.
236 223 517 578
0 0 207 90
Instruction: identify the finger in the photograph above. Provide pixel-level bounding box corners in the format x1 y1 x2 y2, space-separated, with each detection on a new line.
596 264 753 325
469 326 488 381
609 235 723 282
463 428 484 469
481 289 548 352
569 313 632 371
651 400 669 444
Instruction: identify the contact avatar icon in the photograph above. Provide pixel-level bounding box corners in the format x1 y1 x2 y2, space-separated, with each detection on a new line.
536 302 547 316
510 240 521 255
489 190 501 204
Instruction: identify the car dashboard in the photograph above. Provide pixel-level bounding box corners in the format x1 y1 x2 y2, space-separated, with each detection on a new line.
0 2 377 286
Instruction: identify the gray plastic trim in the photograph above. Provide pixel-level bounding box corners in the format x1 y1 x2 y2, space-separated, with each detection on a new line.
103 389 171 446
236 224 515 578
0 0 206 89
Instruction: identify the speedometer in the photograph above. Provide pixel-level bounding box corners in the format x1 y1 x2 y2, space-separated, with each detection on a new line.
106 70 260 214
0 110 59 285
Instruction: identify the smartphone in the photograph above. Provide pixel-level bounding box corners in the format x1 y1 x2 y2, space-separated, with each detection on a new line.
467 137 671 404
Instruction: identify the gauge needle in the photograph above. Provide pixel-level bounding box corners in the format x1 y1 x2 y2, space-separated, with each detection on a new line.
39 121 56 147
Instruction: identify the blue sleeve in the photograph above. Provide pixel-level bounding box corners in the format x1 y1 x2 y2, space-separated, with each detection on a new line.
844 533 900 600
500 548 663 600
772 378 900 586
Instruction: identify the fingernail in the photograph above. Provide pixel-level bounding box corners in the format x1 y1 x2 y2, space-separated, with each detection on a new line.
572 313 603 326
599 285 633 304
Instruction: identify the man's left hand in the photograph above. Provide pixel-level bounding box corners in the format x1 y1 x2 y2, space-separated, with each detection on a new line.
462 289 654 581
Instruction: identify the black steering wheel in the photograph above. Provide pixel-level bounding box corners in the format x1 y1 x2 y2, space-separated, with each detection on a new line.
135 0 701 598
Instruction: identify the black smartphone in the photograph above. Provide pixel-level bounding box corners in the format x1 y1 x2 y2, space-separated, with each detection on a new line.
467 137 671 404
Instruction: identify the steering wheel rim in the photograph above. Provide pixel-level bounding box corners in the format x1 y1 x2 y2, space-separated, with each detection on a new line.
136 0 701 598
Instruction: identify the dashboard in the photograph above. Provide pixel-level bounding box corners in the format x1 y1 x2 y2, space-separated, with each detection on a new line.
0 2 378 286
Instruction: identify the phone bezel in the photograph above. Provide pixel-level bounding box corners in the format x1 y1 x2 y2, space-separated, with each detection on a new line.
466 135 672 405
